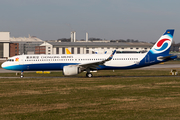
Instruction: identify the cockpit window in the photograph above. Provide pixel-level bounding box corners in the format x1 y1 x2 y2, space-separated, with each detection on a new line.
7 59 14 62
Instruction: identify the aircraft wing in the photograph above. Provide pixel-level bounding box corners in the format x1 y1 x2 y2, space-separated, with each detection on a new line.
79 50 116 70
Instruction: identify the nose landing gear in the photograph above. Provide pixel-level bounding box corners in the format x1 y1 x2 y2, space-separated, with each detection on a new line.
20 71 24 78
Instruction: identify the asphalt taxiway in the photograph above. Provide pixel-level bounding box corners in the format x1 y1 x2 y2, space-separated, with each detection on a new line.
0 64 180 78
0 75 179 79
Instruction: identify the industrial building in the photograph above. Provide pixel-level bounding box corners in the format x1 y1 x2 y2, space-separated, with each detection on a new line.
0 32 44 59
35 41 153 54
10 35 43 55
9 43 19 57
0 32 20 59
0 32 10 59
1 31 180 59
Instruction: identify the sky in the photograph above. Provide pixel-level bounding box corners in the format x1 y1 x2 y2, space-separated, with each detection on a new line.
0 0 180 43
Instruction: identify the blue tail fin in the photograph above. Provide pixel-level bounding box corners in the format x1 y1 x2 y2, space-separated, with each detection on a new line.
149 29 174 55
140 29 175 66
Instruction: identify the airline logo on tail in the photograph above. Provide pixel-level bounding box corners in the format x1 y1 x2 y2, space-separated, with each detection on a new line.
150 29 174 54
155 38 170 51
66 48 72 54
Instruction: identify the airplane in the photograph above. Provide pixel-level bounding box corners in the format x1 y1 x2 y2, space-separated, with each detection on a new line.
65 48 72 54
87 49 107 54
1 29 177 78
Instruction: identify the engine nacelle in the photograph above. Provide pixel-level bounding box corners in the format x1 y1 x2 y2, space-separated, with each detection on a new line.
63 65 82 76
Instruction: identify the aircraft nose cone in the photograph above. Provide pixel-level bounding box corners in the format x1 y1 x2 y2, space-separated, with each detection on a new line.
1 62 6 68
1 63 4 68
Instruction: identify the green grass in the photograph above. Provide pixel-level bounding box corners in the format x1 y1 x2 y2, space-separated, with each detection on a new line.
1 72 180 119
1 61 180 119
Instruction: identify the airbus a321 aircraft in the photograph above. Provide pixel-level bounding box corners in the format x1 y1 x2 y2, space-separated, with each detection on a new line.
1 29 177 78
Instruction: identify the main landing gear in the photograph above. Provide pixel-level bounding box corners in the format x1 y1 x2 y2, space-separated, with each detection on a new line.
86 69 93 78
86 72 93 78
20 71 24 78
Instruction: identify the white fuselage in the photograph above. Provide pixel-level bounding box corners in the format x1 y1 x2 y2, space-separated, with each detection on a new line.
1 53 147 71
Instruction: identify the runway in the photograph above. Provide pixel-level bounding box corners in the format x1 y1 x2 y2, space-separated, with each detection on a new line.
0 64 179 78
138 64 180 69
0 75 179 79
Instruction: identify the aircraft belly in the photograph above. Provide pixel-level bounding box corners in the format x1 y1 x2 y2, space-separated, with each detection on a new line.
4 63 78 71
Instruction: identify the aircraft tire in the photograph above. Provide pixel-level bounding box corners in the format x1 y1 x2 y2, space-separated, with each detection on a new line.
20 75 24 78
86 73 93 78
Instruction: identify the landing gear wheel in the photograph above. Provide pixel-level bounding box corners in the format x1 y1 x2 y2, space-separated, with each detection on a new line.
86 73 93 78
20 71 24 78
20 75 24 78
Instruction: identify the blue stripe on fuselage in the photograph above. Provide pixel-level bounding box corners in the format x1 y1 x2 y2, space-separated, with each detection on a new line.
3 63 79 71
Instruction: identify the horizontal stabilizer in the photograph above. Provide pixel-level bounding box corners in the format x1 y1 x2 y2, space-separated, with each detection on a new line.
157 55 177 60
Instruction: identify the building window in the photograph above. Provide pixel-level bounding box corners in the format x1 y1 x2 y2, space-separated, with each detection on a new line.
77 47 80 54
86 47 89 54
56 48 59 54
0 43 3 58
48 47 51 49
48 50 51 52
62 47 65 54
71 47 74 54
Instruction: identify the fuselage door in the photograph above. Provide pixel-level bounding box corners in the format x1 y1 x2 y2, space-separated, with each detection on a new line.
19 56 24 65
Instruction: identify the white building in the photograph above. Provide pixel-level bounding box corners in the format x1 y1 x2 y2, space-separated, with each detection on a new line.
0 32 10 59
37 41 153 55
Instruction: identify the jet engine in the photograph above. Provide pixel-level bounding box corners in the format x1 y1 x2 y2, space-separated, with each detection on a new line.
63 65 82 76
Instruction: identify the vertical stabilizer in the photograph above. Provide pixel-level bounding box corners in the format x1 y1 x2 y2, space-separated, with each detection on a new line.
66 48 72 54
150 29 174 55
